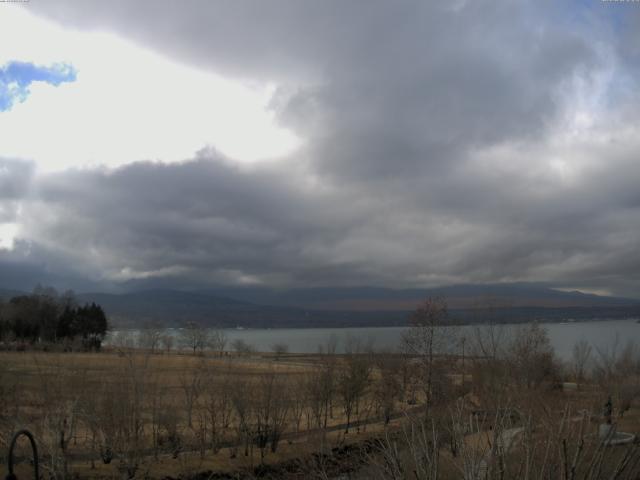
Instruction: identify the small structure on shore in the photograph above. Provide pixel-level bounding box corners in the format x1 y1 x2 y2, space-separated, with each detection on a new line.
599 396 636 446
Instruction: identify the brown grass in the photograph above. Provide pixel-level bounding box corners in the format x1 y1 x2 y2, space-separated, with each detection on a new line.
0 350 411 478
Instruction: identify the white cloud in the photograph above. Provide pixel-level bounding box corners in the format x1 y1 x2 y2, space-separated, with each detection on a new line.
0 222 18 250
0 5 300 172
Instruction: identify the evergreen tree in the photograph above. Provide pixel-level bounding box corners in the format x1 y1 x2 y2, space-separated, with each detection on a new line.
1 288 109 349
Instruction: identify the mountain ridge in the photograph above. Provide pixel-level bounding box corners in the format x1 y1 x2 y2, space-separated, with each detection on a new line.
198 283 638 311
3 284 639 328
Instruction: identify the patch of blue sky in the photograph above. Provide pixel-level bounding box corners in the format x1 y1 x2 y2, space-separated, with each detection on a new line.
0 61 76 112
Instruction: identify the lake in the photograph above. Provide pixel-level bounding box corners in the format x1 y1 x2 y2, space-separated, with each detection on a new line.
224 319 640 360
110 318 640 361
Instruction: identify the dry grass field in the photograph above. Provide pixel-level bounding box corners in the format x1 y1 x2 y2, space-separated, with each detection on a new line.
0 348 417 479
2 321 640 480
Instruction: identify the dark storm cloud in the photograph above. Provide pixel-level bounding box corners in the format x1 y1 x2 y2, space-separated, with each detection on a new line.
14 146 640 296
8 0 640 295
20 151 378 287
0 241 107 292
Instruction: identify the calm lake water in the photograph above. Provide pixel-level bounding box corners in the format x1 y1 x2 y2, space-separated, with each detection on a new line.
111 319 640 361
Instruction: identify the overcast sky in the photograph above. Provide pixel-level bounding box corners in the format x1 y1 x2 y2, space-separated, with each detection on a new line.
1 1 640 296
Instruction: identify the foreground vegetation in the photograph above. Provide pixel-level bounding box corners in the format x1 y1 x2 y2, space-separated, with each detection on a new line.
1 298 639 479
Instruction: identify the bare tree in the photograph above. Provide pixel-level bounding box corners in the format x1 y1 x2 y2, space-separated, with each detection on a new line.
137 321 164 353
180 359 206 428
0 360 21 454
469 322 512 410
305 371 325 431
148 376 166 461
306 362 335 432
158 408 183 459
571 338 592 387
508 323 558 390
594 337 640 418
317 334 339 355
78 383 102 470
229 376 252 458
252 371 289 461
338 341 372 433
402 297 456 410
209 327 227 356
472 320 508 360
232 338 255 356
34 358 85 479
373 353 403 425
160 332 174 354
288 374 308 434
114 353 151 479
111 330 136 350
180 321 210 355
203 366 234 454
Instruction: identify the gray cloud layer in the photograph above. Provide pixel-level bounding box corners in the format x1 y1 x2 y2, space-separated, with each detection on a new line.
3 0 640 296
0 158 33 222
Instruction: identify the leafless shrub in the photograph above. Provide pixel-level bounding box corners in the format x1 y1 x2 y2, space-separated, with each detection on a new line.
369 414 440 480
368 398 640 480
271 342 289 359
232 338 255 356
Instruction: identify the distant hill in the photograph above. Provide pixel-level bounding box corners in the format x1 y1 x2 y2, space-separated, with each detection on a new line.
78 283 640 328
3 284 639 328
205 283 638 311
76 289 406 328
77 289 298 328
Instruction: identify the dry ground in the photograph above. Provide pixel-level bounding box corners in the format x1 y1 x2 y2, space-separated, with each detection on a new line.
2 350 639 479
0 349 413 479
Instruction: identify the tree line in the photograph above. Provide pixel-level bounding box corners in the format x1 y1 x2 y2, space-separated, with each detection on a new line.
0 286 108 349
